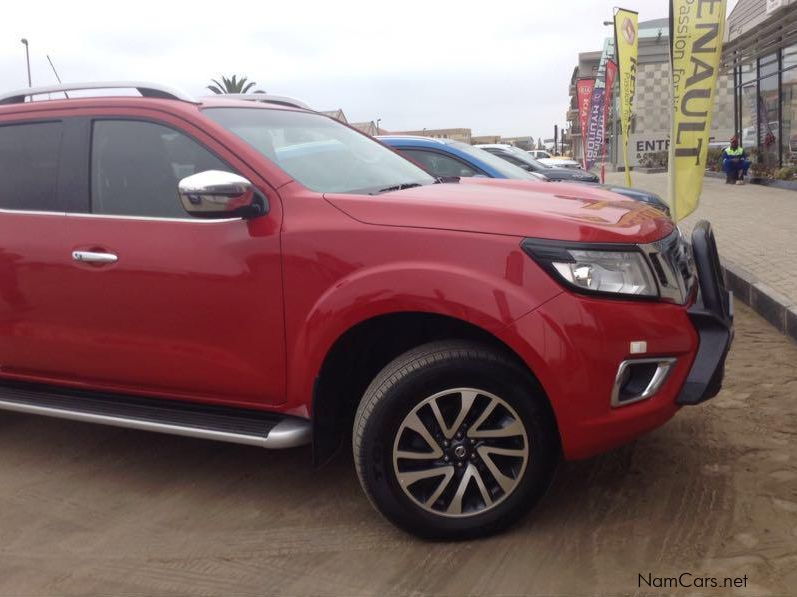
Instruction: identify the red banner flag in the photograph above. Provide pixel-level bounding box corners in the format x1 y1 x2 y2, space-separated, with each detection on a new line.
576 78 595 170
600 60 618 181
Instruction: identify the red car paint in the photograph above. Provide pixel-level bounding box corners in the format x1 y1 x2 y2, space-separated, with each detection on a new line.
1 96 693 459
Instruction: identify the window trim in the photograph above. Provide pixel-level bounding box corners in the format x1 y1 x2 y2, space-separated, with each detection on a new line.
88 116 243 221
0 207 239 224
0 118 66 214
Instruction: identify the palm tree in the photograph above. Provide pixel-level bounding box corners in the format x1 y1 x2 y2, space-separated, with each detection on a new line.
207 75 263 94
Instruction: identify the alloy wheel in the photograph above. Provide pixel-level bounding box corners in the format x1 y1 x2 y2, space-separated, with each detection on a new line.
392 387 529 518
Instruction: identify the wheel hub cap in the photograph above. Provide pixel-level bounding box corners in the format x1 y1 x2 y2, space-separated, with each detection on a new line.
392 387 529 518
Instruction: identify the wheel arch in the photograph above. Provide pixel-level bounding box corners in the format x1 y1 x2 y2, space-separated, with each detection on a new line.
310 310 558 466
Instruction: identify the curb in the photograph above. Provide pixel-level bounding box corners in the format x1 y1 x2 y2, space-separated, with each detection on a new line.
720 258 797 343
704 170 797 190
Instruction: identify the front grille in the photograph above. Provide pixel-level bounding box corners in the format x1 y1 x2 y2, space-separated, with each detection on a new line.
642 229 696 304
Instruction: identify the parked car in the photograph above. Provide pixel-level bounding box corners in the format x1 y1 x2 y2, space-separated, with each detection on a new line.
528 149 552 159
477 144 600 182
0 82 732 540
379 136 670 215
527 149 581 169
379 135 550 181
742 121 779 149
539 157 581 169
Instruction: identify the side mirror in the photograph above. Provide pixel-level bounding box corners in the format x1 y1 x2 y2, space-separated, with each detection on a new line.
178 170 268 219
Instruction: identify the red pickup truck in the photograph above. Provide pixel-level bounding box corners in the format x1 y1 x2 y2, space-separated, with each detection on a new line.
0 83 732 539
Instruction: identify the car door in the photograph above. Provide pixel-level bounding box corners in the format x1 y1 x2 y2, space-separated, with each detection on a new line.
52 115 286 407
0 118 78 382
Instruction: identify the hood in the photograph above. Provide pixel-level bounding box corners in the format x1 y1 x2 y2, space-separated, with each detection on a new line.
325 180 673 244
542 167 599 182
597 184 669 213
597 184 657 202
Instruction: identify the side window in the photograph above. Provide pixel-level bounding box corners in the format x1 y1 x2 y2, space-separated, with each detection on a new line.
400 149 478 178
488 151 532 170
0 121 63 211
91 120 232 218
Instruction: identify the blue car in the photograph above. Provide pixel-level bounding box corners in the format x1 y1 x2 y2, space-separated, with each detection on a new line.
378 136 670 216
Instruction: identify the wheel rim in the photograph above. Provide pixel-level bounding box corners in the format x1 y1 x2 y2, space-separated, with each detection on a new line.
392 387 529 518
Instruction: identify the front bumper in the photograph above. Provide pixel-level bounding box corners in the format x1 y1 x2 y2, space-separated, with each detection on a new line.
498 221 733 460
676 221 734 405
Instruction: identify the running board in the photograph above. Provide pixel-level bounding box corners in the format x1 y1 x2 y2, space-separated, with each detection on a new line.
0 381 311 449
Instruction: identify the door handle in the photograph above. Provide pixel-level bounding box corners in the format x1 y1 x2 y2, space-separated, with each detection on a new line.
72 250 118 265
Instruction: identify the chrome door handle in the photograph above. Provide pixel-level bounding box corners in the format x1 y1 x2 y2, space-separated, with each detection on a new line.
72 250 118 264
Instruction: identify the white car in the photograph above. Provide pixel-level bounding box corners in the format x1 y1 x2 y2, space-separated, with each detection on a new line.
527 149 582 169
742 122 778 149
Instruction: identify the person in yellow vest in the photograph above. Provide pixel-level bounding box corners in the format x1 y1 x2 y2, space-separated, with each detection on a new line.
721 136 751 185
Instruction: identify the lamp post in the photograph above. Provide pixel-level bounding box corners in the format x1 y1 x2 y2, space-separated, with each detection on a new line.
21 38 31 87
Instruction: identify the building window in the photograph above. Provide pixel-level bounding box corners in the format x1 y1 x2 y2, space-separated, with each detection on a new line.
759 57 779 167
740 60 757 151
784 44 797 71
783 46 797 165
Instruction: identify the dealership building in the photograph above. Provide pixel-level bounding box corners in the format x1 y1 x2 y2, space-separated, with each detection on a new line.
567 17 735 168
722 0 797 167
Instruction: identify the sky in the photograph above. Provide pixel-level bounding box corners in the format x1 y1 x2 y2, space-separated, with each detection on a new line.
1 0 739 139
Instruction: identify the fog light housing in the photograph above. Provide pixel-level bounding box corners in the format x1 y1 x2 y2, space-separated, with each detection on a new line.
611 358 676 407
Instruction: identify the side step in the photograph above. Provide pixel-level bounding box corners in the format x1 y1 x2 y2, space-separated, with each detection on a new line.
0 381 311 449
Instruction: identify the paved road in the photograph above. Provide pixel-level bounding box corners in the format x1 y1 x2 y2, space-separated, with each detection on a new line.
1 304 795 596
604 171 797 306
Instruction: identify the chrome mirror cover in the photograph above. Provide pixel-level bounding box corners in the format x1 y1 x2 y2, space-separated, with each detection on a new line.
178 170 267 218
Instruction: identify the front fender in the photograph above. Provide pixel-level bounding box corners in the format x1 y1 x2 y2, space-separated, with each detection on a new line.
284 259 562 412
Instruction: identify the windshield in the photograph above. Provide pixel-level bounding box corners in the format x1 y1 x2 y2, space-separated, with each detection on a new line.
503 146 550 168
448 141 544 180
204 108 435 194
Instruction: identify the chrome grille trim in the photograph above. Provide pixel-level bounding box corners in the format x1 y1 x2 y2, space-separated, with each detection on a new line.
640 229 696 304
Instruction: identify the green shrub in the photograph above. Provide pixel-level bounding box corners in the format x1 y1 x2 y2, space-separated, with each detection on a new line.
707 148 724 172
773 166 797 180
750 162 776 178
639 151 668 169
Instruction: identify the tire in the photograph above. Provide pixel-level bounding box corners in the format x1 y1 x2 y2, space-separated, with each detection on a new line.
353 340 559 540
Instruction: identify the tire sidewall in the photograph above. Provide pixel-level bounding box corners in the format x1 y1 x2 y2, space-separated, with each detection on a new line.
358 351 556 539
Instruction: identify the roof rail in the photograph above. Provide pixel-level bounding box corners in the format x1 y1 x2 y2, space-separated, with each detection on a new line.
0 81 197 105
202 93 310 110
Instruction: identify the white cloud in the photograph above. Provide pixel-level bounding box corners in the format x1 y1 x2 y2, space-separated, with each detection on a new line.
1 0 739 137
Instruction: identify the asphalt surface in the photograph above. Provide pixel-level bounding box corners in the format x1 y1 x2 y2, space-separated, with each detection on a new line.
1 303 795 596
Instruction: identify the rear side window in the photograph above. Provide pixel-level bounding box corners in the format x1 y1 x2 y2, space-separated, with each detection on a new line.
0 121 63 211
486 150 532 170
91 120 232 218
399 149 478 178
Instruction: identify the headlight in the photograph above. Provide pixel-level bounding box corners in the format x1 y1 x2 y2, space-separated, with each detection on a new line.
521 240 659 298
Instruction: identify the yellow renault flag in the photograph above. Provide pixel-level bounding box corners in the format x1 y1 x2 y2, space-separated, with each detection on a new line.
668 0 727 221
614 8 638 188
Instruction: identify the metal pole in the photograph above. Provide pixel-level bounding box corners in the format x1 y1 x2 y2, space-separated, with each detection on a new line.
21 39 31 87
554 124 558 154
778 48 783 168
